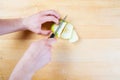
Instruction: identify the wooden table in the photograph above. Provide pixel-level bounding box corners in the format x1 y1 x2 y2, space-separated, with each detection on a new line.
0 0 120 80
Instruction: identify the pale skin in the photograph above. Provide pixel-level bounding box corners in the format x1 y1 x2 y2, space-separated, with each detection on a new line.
0 10 60 80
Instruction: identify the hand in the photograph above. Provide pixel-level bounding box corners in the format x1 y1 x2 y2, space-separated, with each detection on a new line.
24 38 56 72
9 38 56 80
22 10 60 35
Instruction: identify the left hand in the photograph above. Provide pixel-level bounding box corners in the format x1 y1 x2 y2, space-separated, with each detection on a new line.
22 10 60 35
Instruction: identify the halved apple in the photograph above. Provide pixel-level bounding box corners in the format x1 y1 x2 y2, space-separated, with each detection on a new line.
61 23 73 39
51 22 67 37
69 30 79 43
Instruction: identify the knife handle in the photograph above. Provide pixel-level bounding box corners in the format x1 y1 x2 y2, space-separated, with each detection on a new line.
49 33 55 38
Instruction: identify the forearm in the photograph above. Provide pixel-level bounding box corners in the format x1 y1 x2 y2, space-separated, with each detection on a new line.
9 38 54 80
9 68 33 80
0 18 25 35
9 48 38 80
9 55 34 80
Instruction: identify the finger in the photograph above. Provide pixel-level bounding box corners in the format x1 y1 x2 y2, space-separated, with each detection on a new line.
40 10 60 19
46 38 57 46
41 16 59 24
40 30 51 35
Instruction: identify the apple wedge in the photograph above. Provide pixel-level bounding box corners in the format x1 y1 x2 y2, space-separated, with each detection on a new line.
69 30 79 43
61 23 73 39
51 22 67 37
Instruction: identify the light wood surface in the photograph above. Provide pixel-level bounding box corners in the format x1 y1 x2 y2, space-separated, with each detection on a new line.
0 0 120 80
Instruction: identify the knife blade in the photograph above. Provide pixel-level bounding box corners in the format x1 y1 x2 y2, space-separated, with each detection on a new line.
49 15 67 38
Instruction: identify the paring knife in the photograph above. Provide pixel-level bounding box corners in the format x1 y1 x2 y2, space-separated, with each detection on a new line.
49 15 67 38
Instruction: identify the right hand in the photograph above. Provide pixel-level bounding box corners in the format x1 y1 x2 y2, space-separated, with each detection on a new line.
9 38 56 80
22 38 56 73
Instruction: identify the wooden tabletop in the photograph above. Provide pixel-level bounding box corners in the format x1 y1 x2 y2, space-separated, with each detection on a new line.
0 0 120 80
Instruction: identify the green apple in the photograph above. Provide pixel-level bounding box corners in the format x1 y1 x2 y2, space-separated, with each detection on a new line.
51 24 58 32
69 30 79 43
61 23 73 39
51 22 67 37
51 22 79 43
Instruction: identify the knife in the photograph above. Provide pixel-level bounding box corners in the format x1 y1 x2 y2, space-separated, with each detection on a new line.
49 15 67 38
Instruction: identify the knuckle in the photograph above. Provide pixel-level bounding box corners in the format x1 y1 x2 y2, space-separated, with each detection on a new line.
35 30 41 34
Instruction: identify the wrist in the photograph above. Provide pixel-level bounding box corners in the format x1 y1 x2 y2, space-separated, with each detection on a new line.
19 18 28 31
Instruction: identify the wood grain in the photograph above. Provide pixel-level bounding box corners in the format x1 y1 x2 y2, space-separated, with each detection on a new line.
0 0 120 80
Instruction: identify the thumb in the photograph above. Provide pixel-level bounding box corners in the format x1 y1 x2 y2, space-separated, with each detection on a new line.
46 38 57 46
40 30 51 35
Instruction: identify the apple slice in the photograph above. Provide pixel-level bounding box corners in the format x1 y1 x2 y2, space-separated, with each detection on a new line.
61 23 73 39
51 22 67 37
69 30 79 43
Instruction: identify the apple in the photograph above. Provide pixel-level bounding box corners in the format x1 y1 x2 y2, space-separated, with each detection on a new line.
69 30 79 43
61 23 73 39
51 24 58 33
51 22 79 43
51 22 67 37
